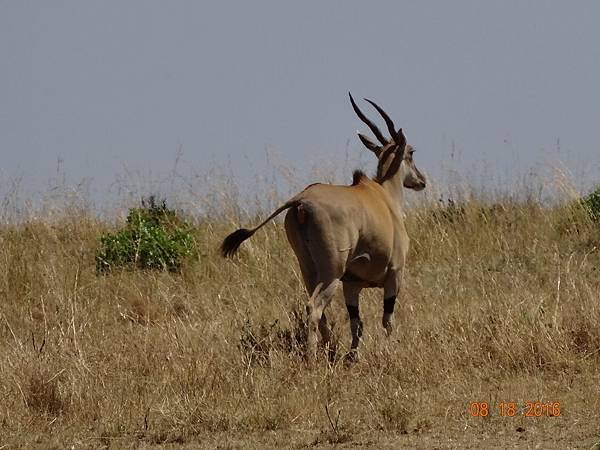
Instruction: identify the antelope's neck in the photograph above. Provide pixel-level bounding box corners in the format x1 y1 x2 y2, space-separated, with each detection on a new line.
381 175 405 214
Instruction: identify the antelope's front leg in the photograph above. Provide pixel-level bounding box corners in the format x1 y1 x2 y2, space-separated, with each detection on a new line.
382 270 403 335
342 282 363 352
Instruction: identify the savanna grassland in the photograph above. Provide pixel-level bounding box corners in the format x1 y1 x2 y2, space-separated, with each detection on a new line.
1 175 600 449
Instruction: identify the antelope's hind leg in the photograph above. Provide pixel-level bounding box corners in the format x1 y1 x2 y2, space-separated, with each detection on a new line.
285 205 344 363
285 209 332 351
306 277 340 363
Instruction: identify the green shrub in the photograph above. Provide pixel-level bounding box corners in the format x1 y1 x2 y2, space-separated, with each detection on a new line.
96 196 196 272
581 186 600 221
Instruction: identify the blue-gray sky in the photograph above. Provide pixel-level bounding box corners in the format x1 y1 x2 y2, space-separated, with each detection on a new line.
1 1 599 205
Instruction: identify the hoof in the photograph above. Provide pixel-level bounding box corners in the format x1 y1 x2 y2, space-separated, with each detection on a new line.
344 349 359 365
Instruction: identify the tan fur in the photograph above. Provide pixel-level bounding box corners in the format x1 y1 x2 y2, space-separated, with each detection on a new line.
222 95 426 362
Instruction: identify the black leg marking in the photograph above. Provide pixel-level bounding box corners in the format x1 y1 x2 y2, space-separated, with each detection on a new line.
383 296 396 315
346 304 360 320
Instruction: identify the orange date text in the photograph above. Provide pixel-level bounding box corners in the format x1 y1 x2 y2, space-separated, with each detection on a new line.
469 401 561 417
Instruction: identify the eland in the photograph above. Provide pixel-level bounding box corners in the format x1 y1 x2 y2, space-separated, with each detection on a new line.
222 93 426 362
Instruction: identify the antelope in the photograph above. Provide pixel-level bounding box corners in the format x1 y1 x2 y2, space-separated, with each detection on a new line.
222 93 426 362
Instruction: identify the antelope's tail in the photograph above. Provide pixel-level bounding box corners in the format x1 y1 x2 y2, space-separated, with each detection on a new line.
221 199 300 258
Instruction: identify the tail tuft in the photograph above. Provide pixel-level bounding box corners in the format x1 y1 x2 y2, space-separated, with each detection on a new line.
221 228 254 258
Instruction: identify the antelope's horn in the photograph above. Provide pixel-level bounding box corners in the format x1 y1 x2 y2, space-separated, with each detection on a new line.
364 98 397 142
349 92 387 145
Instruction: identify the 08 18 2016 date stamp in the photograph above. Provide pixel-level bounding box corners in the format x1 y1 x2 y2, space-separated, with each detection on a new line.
469 401 561 417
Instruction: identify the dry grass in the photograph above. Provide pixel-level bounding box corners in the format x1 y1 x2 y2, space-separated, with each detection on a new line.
0 180 600 449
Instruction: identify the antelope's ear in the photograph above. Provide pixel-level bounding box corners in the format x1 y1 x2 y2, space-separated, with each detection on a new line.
395 128 407 149
357 133 382 156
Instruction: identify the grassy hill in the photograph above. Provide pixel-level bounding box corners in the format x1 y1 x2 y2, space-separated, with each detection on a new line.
0 185 599 448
